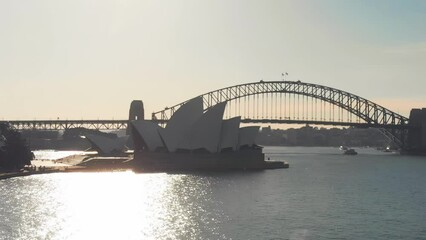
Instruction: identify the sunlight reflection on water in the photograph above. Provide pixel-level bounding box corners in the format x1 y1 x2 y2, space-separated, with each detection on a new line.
2 147 426 239
0 172 225 240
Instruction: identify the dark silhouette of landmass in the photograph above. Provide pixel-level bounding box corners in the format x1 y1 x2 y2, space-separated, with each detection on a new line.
257 125 391 148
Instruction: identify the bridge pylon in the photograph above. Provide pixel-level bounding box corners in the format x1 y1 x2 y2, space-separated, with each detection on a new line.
126 100 144 135
406 108 426 154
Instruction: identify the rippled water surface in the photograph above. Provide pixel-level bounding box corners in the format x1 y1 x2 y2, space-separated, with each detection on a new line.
1 147 426 240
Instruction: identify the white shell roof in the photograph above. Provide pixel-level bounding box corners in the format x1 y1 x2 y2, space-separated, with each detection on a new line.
238 126 260 148
219 117 241 151
85 134 128 155
131 120 164 151
182 101 227 153
159 97 203 152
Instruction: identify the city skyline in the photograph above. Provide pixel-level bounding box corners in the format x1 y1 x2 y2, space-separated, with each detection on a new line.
1 0 425 120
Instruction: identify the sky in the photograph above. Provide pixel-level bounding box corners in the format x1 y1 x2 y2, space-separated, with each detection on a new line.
1 0 425 120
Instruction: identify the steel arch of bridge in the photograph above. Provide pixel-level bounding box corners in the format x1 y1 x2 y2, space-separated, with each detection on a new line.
152 81 410 146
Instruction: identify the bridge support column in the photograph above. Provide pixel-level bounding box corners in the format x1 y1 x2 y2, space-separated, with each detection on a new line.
407 108 426 154
126 100 144 135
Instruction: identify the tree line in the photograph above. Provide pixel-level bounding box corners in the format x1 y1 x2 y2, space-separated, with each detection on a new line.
0 123 33 172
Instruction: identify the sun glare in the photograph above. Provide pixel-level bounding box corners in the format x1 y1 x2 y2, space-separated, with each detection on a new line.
49 172 183 240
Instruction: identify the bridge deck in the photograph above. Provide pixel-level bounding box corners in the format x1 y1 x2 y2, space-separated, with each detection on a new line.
0 119 411 131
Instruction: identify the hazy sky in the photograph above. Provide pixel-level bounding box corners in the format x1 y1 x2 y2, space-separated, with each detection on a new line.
1 0 425 120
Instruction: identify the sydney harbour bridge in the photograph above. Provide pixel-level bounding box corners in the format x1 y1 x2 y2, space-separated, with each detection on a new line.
2 81 423 151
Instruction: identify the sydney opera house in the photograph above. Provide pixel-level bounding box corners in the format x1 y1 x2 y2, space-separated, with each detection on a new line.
130 97 286 171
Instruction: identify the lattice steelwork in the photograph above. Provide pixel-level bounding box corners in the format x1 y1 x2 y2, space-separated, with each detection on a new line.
1 81 411 146
152 81 410 146
2 120 128 131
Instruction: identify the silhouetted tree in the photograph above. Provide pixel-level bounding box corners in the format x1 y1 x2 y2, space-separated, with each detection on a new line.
0 123 33 171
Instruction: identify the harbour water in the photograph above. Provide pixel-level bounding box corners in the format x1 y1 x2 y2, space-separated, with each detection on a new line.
1 147 426 239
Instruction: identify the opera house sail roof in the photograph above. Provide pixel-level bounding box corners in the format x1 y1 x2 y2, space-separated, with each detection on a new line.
158 97 203 152
219 117 241 151
180 101 227 153
131 120 163 151
238 126 260 148
85 134 129 156
131 98 261 154
129 98 289 170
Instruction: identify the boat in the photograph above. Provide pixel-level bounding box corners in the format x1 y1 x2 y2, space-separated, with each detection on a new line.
344 149 357 155
339 145 349 151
